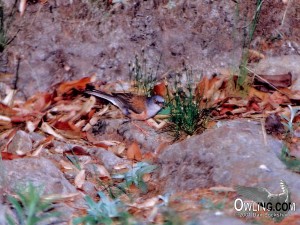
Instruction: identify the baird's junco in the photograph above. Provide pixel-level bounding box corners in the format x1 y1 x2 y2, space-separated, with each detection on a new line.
85 89 165 120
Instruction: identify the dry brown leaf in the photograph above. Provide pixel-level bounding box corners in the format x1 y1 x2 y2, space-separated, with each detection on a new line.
0 152 24 160
60 159 76 170
43 192 80 202
248 87 270 107
19 0 26 16
231 107 247 114
269 91 290 106
26 121 38 133
41 122 64 140
127 197 159 209
0 103 17 116
90 164 111 178
114 162 130 170
74 169 86 189
0 115 11 122
23 93 53 113
2 89 16 107
247 49 265 62
31 136 54 156
143 173 151 182
196 74 227 107
56 75 96 97
50 103 82 112
109 143 126 155
253 72 292 90
69 97 96 122
127 142 142 161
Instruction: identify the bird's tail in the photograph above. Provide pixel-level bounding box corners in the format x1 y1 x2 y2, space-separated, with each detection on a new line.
84 88 113 100
84 88 122 111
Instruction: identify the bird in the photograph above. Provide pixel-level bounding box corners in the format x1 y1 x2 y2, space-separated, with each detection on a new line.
84 88 165 120
236 180 291 222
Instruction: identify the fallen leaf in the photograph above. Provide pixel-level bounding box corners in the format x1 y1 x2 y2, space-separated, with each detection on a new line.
43 192 80 202
59 159 76 170
247 49 265 62
2 89 16 107
0 115 11 122
31 136 54 156
19 0 26 16
253 72 292 90
127 197 159 209
127 142 142 161
23 93 53 112
56 75 96 97
91 164 111 178
0 103 17 116
41 122 64 140
74 170 86 189
0 152 24 160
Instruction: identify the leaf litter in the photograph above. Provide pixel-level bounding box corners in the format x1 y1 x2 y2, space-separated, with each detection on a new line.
1 67 300 224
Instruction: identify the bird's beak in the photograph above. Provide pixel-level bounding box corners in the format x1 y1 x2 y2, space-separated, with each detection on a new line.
158 102 165 108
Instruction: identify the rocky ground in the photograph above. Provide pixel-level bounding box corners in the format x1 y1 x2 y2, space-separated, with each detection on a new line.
0 0 300 225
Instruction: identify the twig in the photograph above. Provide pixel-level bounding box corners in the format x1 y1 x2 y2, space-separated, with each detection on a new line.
14 56 21 90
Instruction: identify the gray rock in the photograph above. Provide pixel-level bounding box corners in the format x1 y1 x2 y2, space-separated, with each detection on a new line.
88 147 128 172
253 55 300 76
0 157 77 195
0 203 14 225
82 181 97 198
158 120 300 207
0 0 242 97
89 119 172 153
7 130 32 155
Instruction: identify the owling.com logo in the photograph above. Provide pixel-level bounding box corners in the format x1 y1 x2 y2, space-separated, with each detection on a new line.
234 180 296 222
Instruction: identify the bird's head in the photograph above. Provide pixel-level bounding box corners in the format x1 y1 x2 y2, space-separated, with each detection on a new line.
146 95 165 118
152 95 165 108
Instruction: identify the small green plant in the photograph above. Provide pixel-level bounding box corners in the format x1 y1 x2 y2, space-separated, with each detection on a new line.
0 6 8 52
73 191 131 225
281 105 300 137
199 197 226 211
112 162 157 193
65 148 81 171
129 51 161 96
166 70 210 140
6 184 60 225
236 0 264 90
161 208 184 225
280 145 300 172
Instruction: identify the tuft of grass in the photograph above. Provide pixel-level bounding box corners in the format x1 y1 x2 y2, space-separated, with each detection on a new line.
165 70 211 140
65 147 81 171
281 105 300 138
0 6 8 52
112 162 157 194
129 51 161 96
199 197 226 211
236 0 264 90
73 191 132 225
6 184 60 225
280 145 300 173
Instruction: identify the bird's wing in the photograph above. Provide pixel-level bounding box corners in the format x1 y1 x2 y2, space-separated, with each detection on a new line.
85 90 125 110
113 93 147 114
236 186 271 203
